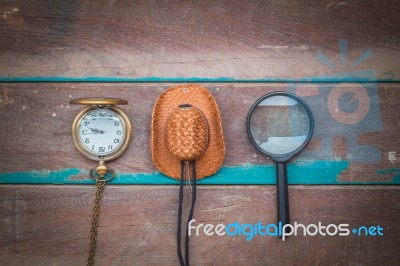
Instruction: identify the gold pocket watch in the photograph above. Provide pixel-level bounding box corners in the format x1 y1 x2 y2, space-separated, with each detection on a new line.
70 98 132 266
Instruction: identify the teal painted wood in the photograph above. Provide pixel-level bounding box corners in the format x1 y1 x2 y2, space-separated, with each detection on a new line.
1 84 398 185
0 160 399 185
0 76 396 83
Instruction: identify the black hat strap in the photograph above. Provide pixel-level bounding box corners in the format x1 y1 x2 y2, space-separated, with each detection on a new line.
177 160 197 266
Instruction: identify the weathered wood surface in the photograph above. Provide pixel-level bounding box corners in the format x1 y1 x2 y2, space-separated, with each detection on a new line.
0 83 399 184
0 185 398 265
0 0 399 81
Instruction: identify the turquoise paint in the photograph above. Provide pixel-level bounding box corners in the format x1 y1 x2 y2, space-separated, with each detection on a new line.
376 168 400 182
0 168 86 185
1 160 398 185
0 76 396 83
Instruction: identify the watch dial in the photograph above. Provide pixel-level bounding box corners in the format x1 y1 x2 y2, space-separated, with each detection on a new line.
78 108 125 156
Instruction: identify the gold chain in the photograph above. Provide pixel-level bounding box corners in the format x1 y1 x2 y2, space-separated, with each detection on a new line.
87 161 115 266
87 180 106 266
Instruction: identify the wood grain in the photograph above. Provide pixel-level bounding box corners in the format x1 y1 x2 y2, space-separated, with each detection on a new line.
0 83 399 184
0 185 399 265
0 0 399 80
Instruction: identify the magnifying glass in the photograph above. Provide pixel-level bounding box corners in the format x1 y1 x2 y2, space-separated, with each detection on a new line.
247 91 314 233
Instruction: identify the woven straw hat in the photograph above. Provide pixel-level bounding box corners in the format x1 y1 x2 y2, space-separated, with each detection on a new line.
151 85 225 179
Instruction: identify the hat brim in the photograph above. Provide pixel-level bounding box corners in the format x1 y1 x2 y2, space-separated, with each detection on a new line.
151 85 225 179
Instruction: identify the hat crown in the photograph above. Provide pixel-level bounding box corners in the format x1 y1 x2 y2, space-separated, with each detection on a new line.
165 104 209 161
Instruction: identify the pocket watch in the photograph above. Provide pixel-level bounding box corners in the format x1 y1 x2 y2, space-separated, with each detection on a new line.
70 97 132 266
71 97 132 161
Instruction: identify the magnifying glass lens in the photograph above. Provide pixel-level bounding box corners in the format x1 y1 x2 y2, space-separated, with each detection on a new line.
249 95 310 155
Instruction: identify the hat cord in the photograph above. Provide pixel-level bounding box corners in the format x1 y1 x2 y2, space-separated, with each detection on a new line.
177 160 197 266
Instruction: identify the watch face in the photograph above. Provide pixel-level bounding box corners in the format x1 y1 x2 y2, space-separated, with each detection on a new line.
78 108 125 156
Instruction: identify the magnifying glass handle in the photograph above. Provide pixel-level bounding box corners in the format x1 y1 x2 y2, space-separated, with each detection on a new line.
276 161 290 230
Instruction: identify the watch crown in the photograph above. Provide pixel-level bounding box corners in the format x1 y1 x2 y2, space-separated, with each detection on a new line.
95 162 109 178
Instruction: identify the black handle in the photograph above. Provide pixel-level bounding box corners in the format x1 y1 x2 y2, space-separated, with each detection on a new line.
276 161 290 229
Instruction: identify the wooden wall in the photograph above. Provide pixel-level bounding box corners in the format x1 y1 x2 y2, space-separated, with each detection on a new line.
0 1 399 265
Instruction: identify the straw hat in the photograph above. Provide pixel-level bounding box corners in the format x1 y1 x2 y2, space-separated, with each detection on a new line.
151 85 225 179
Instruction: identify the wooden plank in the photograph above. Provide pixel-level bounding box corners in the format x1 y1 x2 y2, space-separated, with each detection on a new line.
0 0 399 81
0 185 398 265
0 83 399 184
